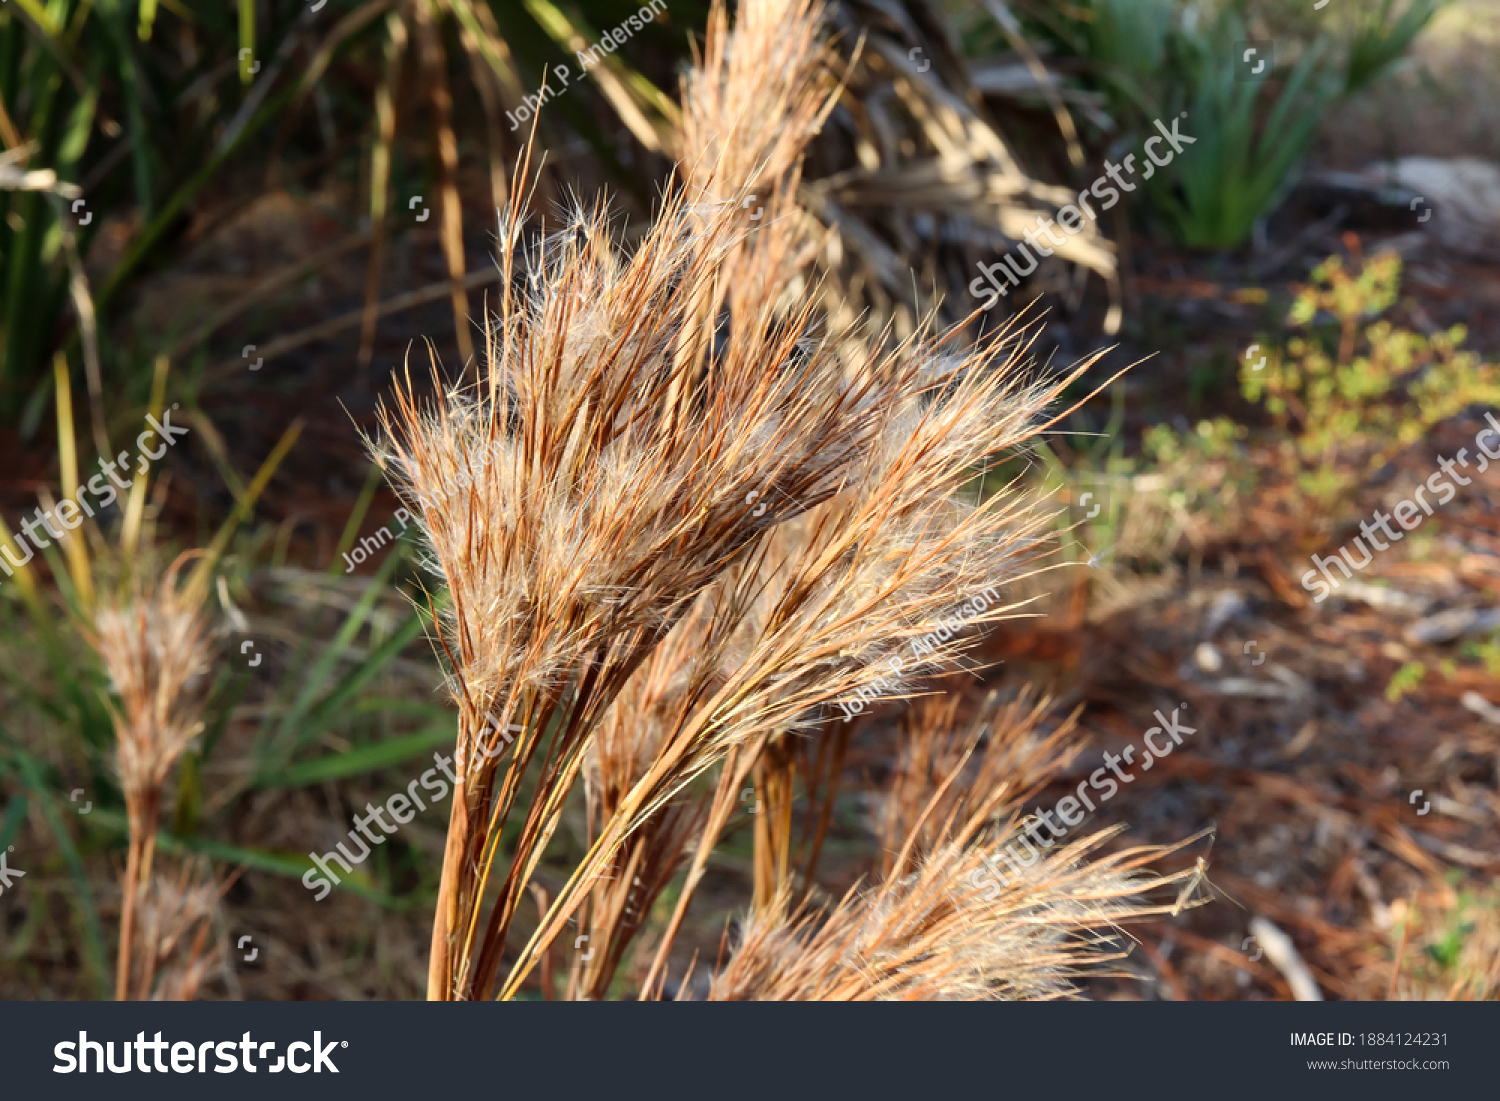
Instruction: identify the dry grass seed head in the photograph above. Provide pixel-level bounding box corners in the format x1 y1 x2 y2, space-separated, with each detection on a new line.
374 192 881 749
133 858 227 1001
880 689 1082 877
709 827 1208 1001
87 552 214 805
386 0 1125 1001
558 328 1099 945
678 0 834 208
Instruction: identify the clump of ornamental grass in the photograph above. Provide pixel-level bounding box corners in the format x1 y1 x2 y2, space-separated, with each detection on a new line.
376 173 885 999
692 689 1209 1001
84 550 215 1000
377 212 1091 999
375 0 1175 1002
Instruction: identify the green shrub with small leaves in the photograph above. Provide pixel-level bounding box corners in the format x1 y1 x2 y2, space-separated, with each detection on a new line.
1074 248 1500 561
1140 415 1257 526
1242 251 1500 508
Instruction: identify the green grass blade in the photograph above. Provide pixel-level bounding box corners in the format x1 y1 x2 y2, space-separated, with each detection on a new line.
80 807 417 908
293 608 431 746
11 747 112 996
0 788 28 854
238 0 255 84
266 550 405 759
257 721 454 789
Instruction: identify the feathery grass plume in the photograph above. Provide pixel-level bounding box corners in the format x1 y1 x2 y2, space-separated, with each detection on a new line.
622 336 1111 996
570 603 716 999
670 0 988 919
668 0 840 417
707 828 1207 1001
673 0 834 270
131 858 229 1002
384 183 1094 1001
377 167 886 1000
486 183 1115 999
711 334 1098 905
84 550 214 1000
677 0 833 207
878 689 1080 879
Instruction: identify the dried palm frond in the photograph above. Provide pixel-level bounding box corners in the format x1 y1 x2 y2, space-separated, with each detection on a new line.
800 0 1121 340
84 550 215 1001
708 827 1207 1000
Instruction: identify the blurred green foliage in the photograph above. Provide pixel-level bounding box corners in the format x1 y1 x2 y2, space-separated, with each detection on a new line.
1047 246 1500 565
1243 251 1500 506
1019 0 1447 247
0 0 701 424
